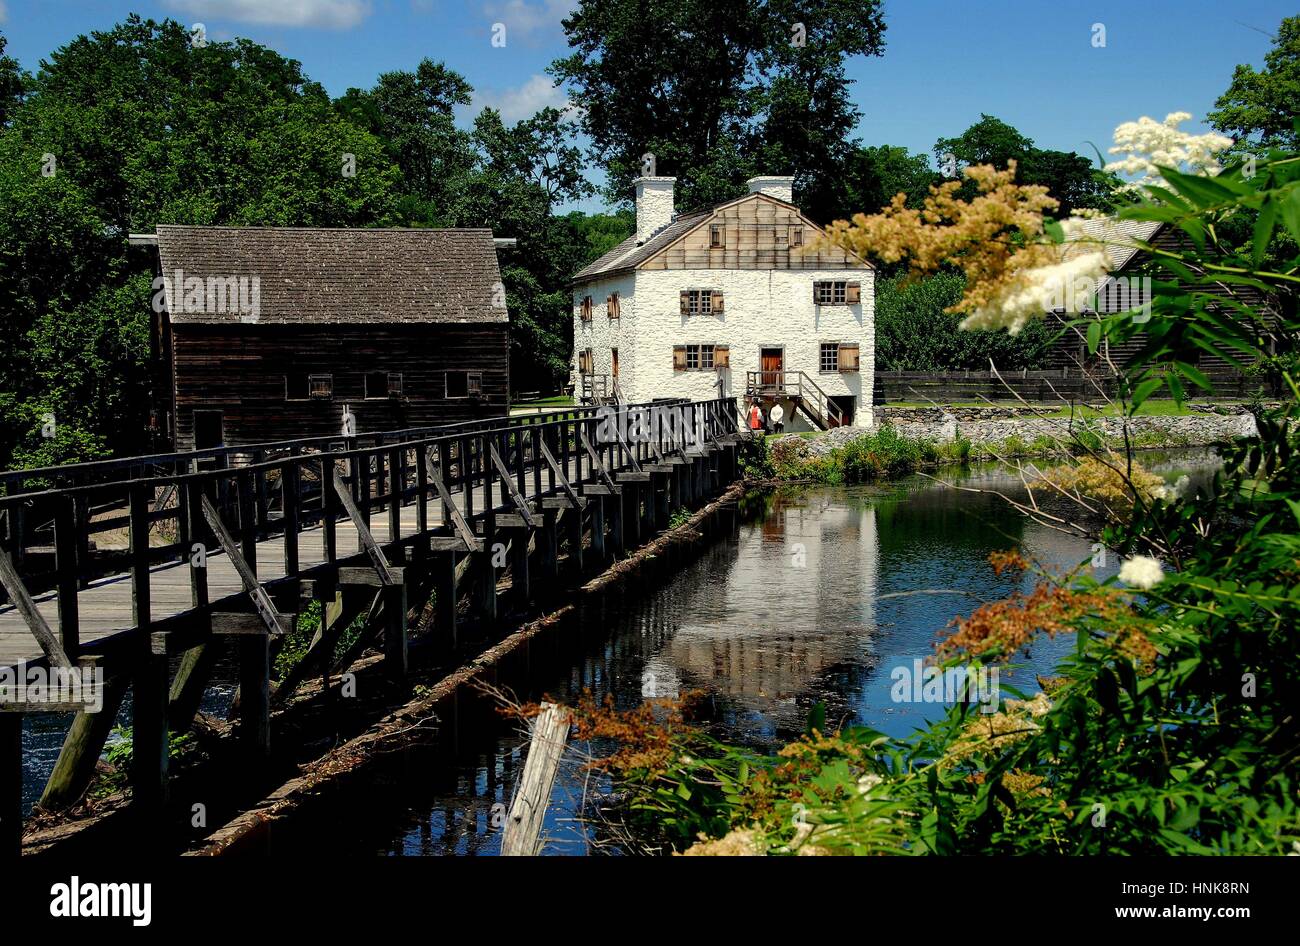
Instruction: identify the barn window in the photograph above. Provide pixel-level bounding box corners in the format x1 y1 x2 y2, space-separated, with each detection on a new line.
578 348 593 374
608 292 621 319
285 373 309 401
710 224 725 248
820 343 839 372
580 295 593 321
309 374 333 399
466 371 483 396
365 371 402 399
790 226 803 247
446 371 469 398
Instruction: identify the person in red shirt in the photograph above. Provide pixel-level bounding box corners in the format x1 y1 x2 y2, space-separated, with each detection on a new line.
748 401 764 431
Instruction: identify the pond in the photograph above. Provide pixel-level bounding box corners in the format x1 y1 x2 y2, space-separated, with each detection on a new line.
17 449 1221 849
297 448 1220 856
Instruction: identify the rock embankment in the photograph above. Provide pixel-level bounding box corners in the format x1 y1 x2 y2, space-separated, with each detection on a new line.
773 406 1258 456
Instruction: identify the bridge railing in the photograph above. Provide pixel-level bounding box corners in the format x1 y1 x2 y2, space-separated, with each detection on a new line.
0 398 706 596
0 397 738 662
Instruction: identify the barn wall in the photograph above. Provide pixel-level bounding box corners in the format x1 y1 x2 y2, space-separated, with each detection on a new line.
170 322 509 449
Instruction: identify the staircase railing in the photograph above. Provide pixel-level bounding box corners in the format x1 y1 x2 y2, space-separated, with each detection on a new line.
744 371 845 429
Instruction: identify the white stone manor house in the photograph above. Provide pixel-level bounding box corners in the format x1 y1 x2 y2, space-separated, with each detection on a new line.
570 175 875 429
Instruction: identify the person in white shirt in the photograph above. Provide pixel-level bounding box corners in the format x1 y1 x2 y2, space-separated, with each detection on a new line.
769 402 784 433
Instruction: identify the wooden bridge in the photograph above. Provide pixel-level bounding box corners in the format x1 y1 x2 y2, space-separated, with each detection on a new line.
0 396 743 854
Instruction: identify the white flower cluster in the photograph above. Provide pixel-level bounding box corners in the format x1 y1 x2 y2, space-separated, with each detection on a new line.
959 248 1110 335
1118 555 1164 590
1104 112 1234 188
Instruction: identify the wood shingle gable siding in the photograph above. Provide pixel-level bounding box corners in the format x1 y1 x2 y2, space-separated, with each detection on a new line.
155 226 507 324
571 193 870 285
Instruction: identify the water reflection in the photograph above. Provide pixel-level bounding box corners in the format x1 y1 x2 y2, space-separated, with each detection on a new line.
337 452 1221 855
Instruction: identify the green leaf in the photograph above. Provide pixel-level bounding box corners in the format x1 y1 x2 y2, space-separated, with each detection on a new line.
1086 320 1101 354
1279 185 1300 244
1252 200 1277 268
1131 377 1163 409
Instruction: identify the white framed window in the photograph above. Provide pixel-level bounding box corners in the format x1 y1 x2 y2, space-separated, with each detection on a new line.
820 343 840 373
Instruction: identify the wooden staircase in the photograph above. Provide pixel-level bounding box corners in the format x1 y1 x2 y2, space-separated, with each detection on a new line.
745 371 844 430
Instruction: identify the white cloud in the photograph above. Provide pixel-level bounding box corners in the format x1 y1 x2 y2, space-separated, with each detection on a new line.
162 0 372 30
481 0 576 42
471 73 575 123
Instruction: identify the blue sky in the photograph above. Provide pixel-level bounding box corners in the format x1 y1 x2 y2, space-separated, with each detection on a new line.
0 0 1292 210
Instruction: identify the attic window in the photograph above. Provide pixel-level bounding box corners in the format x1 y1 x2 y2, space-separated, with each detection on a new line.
710 224 725 249
790 226 803 247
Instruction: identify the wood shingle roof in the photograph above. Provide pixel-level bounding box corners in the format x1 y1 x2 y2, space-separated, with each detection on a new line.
155 226 507 325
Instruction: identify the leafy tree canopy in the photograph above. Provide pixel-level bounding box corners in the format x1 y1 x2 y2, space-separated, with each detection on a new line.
1208 15 1300 151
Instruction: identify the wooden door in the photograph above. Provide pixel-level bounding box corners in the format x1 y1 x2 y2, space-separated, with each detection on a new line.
760 347 783 390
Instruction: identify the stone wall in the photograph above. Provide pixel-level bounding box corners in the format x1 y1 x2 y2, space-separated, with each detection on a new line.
769 406 1258 456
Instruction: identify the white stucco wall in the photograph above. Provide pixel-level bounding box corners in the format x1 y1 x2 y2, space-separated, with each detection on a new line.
573 268 875 427
572 272 635 392
627 268 875 426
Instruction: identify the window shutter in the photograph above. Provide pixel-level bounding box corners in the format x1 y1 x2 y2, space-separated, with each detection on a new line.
846 282 861 304
679 291 689 316
673 345 687 371
839 343 860 372
711 290 724 313
714 344 730 368
813 283 821 305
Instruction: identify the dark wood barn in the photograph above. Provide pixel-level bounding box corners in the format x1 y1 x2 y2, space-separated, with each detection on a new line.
148 226 510 450
1044 219 1279 393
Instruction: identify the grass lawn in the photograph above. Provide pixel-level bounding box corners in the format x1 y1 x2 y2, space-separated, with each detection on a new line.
511 395 575 408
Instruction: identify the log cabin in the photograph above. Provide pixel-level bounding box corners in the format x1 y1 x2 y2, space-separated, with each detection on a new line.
143 226 510 450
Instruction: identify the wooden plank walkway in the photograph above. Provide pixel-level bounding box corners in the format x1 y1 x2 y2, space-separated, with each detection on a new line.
0 458 585 669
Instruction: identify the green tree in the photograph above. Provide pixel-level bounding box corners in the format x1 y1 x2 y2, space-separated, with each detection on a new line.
551 0 886 212
1208 15 1300 150
839 144 937 217
935 114 1113 216
0 32 26 126
875 272 1052 371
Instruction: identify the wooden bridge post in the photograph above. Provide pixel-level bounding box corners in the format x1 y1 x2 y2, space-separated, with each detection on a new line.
510 528 531 604
607 491 624 556
590 495 606 561
433 551 457 649
476 553 498 624
128 483 170 807
384 581 409 677
2 713 20 855
40 668 129 812
535 510 559 581
236 474 272 758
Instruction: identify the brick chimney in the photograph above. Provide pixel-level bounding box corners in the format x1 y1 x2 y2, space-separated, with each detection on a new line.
634 176 676 244
747 176 795 203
